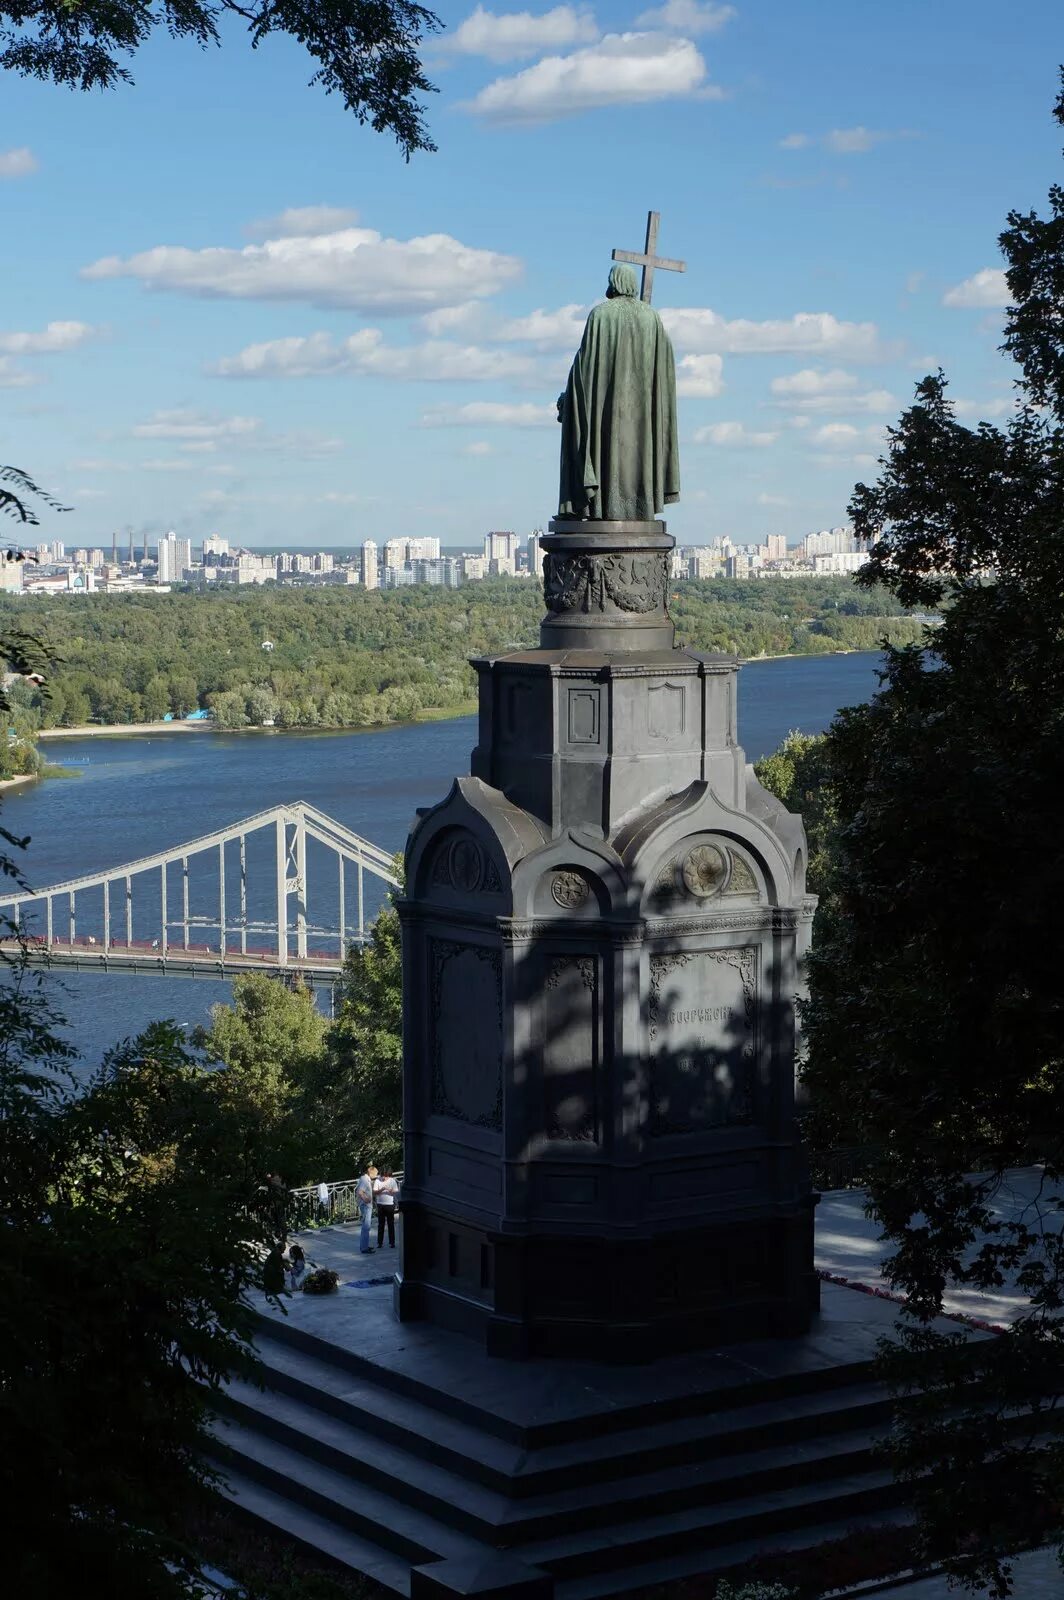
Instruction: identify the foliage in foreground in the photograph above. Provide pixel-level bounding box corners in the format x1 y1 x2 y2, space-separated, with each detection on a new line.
799 73 1064 1594
1 1005 281 1598
0 0 441 156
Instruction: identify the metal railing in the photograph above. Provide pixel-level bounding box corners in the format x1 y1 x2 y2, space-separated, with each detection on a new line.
286 1175 403 1231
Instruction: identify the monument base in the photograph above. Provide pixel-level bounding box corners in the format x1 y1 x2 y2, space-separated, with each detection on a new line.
395 1199 819 1360
208 1250 946 1600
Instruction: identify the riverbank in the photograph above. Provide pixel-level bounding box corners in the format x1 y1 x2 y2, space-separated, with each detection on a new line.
0 773 36 791
38 720 213 740
36 701 481 741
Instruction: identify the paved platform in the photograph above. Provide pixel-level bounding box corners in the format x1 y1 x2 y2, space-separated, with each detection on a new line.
881 1545 1062 1598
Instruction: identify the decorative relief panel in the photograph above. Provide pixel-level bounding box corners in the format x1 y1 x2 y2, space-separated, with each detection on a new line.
723 852 759 897
647 947 757 1135
543 955 598 1142
543 552 669 616
430 940 503 1129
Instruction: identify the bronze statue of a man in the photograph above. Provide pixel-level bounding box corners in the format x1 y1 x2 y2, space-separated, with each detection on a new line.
557 263 680 523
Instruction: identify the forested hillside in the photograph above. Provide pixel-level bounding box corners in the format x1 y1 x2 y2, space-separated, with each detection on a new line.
0 577 926 731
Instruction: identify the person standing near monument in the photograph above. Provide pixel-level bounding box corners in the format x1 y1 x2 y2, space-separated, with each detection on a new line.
356 1164 376 1255
557 262 680 523
374 1167 399 1249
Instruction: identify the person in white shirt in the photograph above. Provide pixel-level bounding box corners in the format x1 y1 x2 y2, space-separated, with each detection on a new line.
316 1180 330 1222
373 1168 399 1249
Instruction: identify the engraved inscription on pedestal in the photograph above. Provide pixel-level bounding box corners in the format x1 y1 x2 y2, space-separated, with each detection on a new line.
543 955 598 1141
431 940 503 1129
648 947 757 1134
568 688 600 744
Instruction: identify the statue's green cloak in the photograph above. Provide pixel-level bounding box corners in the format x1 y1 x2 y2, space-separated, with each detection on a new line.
558 264 680 522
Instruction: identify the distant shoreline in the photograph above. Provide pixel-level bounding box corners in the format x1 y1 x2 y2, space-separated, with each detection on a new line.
38 720 214 741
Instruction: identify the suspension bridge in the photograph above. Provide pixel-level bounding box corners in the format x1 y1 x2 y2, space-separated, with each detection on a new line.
0 801 398 982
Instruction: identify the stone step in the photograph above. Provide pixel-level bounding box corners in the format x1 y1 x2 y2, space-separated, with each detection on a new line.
520 1470 908 1580
249 1324 893 1498
208 1416 485 1570
216 1375 891 1546
218 1466 412 1596
252 1305 878 1449
554 1507 918 1600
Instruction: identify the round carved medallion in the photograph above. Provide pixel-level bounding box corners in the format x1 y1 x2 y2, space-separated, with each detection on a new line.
681 844 730 899
550 870 590 909
448 835 483 893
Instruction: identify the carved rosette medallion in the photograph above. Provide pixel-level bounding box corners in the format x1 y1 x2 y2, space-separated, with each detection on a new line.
543 552 669 617
448 834 483 893
550 869 591 909
681 844 731 899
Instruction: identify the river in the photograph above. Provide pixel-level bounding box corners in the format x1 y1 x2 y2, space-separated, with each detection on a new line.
2 651 884 1073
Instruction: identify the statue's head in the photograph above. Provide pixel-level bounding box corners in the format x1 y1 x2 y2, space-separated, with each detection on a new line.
606 264 638 300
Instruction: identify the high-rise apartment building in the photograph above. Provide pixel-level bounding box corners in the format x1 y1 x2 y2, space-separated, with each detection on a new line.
361 540 379 590
156 532 192 583
766 533 788 562
313 552 334 573
202 532 229 563
526 532 544 578
484 531 520 564
802 526 855 558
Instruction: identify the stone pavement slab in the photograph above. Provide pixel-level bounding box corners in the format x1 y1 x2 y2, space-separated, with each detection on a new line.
876 1545 1062 1598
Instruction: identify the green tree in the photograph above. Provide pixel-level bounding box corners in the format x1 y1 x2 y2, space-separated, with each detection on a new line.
198 972 328 1184
2 1003 282 1596
802 75 1064 1594
1 0 441 156
753 730 839 906
303 902 404 1174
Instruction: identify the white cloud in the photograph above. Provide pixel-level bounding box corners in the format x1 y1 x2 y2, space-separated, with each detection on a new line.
770 370 895 415
780 126 912 155
0 321 98 355
132 409 261 443
496 304 588 347
0 146 38 178
757 492 789 506
246 206 359 239
693 421 777 447
141 458 237 475
662 307 884 361
72 487 107 500
70 458 131 473
952 396 1013 419
770 367 857 398
464 32 710 122
676 352 724 397
0 358 36 389
83 226 522 315
213 329 541 383
807 422 886 452
942 268 1009 309
445 5 598 61
462 440 494 456
419 401 556 428
635 0 735 32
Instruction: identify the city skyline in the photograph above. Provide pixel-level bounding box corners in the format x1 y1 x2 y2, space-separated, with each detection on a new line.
4 1 1059 548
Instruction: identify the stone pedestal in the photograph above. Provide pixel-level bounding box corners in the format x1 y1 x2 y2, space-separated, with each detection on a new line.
395 519 819 1357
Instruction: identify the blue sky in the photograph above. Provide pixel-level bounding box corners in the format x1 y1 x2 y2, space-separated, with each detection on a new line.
2 0 1062 550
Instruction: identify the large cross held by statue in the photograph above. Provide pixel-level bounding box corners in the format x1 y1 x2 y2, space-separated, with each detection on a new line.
612 210 685 305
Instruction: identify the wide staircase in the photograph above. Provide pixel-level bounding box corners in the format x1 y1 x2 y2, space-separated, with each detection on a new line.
207 1299 913 1599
